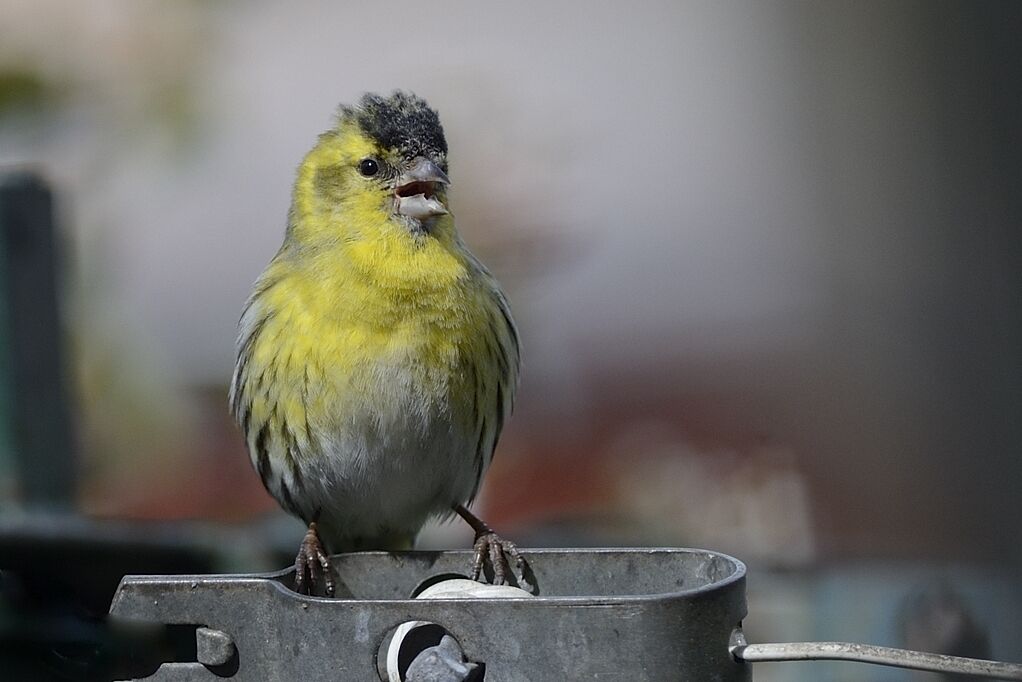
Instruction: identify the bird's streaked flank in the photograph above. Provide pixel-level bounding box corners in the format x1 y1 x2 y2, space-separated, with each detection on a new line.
230 91 523 595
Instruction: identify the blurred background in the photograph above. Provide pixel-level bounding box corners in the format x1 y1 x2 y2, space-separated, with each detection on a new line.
0 0 1019 679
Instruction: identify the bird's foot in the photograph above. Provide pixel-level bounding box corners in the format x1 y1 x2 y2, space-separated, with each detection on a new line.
454 504 531 590
293 522 335 597
471 529 527 588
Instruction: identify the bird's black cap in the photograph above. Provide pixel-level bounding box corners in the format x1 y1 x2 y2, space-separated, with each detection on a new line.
341 91 448 161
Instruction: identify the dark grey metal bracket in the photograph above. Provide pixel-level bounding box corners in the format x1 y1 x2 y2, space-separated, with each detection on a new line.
109 548 749 681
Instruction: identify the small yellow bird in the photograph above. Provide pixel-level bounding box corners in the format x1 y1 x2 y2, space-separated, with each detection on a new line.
229 92 523 595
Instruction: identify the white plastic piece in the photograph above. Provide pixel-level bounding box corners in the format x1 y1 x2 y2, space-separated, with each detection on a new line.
387 579 534 681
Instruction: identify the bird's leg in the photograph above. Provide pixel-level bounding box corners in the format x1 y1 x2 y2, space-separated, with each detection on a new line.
453 504 528 589
293 521 336 597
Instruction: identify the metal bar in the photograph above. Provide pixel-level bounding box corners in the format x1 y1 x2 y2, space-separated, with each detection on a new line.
731 640 1022 680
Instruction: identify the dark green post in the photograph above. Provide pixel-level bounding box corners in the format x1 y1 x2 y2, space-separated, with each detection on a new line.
0 172 75 508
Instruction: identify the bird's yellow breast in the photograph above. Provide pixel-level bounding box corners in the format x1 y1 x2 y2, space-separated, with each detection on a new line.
243 223 494 446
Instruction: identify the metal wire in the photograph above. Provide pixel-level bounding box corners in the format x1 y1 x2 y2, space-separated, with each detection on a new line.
731 638 1022 680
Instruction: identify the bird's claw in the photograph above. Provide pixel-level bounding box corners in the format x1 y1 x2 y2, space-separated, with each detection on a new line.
471 530 527 588
294 523 335 597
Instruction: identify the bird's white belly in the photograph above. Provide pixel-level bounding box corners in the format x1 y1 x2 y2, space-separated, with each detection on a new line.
296 363 480 547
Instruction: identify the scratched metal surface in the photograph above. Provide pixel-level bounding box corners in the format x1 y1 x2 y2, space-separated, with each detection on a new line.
109 547 750 681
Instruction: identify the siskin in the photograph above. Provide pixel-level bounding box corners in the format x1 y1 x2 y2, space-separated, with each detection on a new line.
229 92 523 596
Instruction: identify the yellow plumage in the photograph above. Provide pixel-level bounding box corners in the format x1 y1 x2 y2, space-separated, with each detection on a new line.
229 92 520 592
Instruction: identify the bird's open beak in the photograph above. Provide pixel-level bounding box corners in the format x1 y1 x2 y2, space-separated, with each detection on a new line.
395 157 450 219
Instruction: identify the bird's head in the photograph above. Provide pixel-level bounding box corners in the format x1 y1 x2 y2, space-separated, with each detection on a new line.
291 91 452 243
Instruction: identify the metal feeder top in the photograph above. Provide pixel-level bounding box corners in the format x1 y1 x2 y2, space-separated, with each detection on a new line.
109 547 1022 681
110 548 748 681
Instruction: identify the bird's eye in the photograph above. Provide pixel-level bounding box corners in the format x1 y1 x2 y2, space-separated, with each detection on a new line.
358 158 380 177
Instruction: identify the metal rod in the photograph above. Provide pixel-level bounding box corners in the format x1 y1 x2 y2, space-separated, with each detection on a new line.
731 640 1022 680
